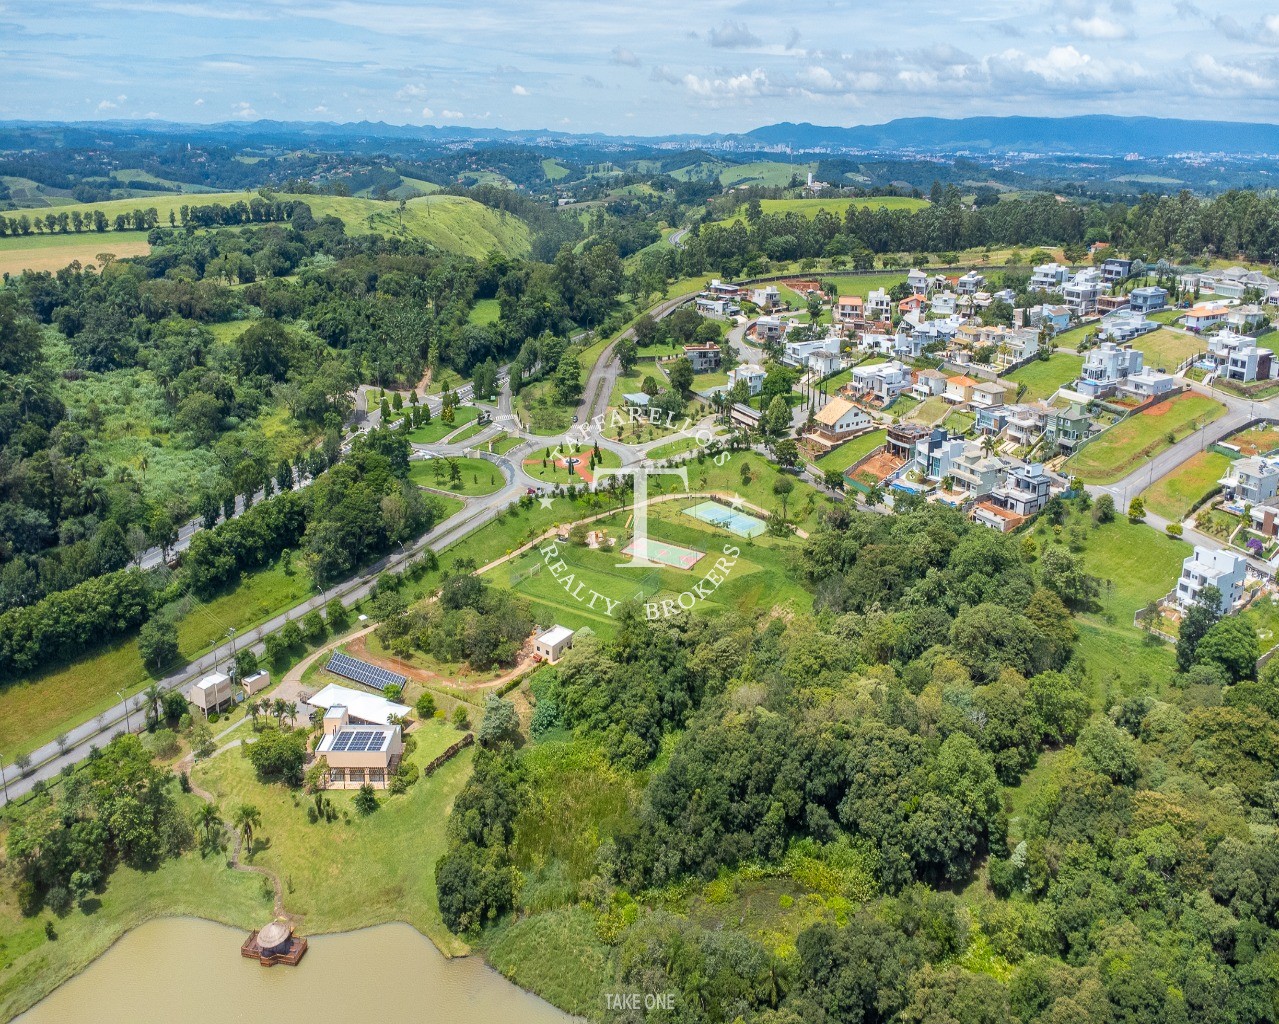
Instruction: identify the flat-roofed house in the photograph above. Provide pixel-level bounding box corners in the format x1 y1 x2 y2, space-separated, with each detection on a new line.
242 671 271 697
189 671 234 718
534 625 575 664
307 683 411 726
682 343 721 372
317 706 403 790
1175 546 1245 614
1219 456 1279 504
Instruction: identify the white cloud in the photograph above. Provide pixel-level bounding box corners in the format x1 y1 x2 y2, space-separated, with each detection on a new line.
708 21 761 49
395 83 428 100
1191 54 1272 92
681 67 770 102
1071 15 1129 40
312 104 329 114
441 108 462 118
232 101 257 119
97 98 118 110
511 84 529 95
1264 15 1279 42
798 66 842 93
421 105 434 117
610 46 640 67
193 97 204 106
1022 45 1108 85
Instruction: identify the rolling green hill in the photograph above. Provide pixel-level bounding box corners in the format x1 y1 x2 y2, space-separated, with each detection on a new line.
708 194 929 228
1 191 530 260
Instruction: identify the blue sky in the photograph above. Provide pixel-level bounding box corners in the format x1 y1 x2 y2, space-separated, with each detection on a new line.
3 0 1279 134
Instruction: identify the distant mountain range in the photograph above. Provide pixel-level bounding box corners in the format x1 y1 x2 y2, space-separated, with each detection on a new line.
5 114 1279 158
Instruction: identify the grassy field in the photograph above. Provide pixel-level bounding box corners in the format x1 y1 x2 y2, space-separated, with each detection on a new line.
1065 394 1225 484
541 158 571 181
467 298 502 325
405 405 480 444
814 429 888 473
0 231 151 275
409 455 505 496
515 380 574 436
1055 511 1189 699
2 191 530 261
809 272 908 300
1130 328 1202 371
0 560 313 759
1141 450 1231 521
1006 353 1083 400
192 722 474 951
1049 322 1100 351
906 395 950 425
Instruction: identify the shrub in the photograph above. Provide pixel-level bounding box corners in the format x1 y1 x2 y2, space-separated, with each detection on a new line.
415 692 437 719
1167 523 1183 536
452 705 471 730
353 783 379 815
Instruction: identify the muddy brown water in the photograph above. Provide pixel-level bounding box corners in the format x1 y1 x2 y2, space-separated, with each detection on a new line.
17 918 575 1023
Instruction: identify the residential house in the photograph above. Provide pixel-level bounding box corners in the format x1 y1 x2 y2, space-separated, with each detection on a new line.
1101 258 1134 285
1184 302 1231 332
989 462 1053 516
885 423 929 462
834 295 865 324
907 268 930 295
975 406 1011 436
1225 343 1275 383
1227 304 1270 333
850 360 912 402
892 331 928 359
970 500 1027 533
996 328 1045 368
865 288 893 321
808 348 843 377
1180 267 1279 300
949 443 1011 497
783 334 840 370
1004 402 1053 446
944 374 980 405
1219 456 1279 504
1117 369 1177 401
956 270 986 295
1250 503 1279 538
898 294 928 316
810 397 872 440
1063 269 1103 316
705 279 742 299
970 381 1007 409
695 296 739 317
992 287 1017 305
1043 402 1092 453
1175 547 1245 614
1129 286 1169 313
914 429 969 481
750 285 781 310
1074 342 1145 398
727 364 765 396
1098 309 1158 345
317 706 403 790
534 625 575 663
910 367 949 398
1026 304 1072 335
930 290 958 316
1097 295 1130 314
754 315 788 344
857 331 895 355
242 671 271 698
1030 262 1071 291
682 343 721 372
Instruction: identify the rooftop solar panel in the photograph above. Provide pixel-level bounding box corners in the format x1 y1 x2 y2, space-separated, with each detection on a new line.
325 651 405 692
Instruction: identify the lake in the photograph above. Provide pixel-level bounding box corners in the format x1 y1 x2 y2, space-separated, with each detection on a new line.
17 917 575 1023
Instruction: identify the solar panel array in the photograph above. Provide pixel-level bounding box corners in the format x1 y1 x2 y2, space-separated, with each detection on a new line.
326 651 405 691
330 729 390 753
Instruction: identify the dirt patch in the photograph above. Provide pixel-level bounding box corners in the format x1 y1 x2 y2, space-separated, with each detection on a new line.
849 450 904 483
523 457 596 484
346 632 536 692
1143 401 1171 417
1232 428 1279 457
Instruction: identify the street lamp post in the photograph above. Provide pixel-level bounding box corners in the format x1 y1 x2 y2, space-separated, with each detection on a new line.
117 689 132 732
1 755 8 802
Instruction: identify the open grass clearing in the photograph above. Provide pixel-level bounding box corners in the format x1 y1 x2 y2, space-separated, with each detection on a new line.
0 232 151 276
409 455 505 496
1065 393 1225 484
1006 352 1083 400
405 405 479 444
1141 450 1231 521
1130 328 1202 372
814 429 887 473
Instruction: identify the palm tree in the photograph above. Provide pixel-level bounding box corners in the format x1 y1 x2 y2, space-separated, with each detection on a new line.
272 698 287 727
233 804 262 859
143 683 164 729
247 700 261 729
865 483 884 507
980 434 996 457
286 702 299 728
196 802 222 851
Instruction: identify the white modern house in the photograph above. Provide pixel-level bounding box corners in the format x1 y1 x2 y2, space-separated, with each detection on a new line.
1098 309 1158 345
1175 546 1245 614
907 268 930 295
956 270 986 295
1030 262 1071 291
307 683 411 726
1129 286 1169 314
1074 342 1145 398
850 360 912 402
1063 269 1103 316
930 290 958 316
1219 456 1279 505
727 364 766 396
865 288 893 320
783 334 841 370
534 625 575 663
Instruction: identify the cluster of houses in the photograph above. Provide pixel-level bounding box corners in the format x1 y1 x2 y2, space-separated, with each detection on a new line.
694 279 781 318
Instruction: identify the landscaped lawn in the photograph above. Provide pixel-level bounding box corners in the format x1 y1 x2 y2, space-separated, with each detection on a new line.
192 725 475 952
409 455 505 496
1141 450 1231 521
1129 328 1202 371
521 444 621 485
514 380 574 436
815 429 887 473
405 405 479 444
1006 352 1084 400
1065 393 1225 484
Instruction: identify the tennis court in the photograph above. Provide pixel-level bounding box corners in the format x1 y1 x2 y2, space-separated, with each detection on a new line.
621 537 706 569
683 500 766 538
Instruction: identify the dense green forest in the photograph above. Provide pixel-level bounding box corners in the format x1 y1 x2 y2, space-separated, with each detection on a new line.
434 501 1279 1024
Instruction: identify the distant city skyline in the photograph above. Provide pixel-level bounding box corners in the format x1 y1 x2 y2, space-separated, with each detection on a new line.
4 0 1279 134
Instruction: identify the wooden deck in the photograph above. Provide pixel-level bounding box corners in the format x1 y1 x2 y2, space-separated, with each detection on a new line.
241 931 308 966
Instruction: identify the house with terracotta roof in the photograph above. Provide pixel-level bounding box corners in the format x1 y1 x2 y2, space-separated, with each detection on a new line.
1184 302 1232 331
809 397 872 441
944 374 980 404
898 294 927 315
834 295 864 324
